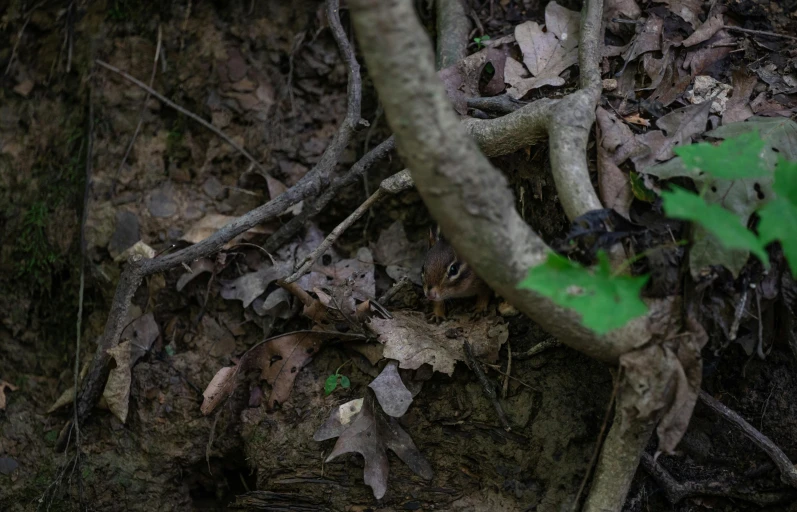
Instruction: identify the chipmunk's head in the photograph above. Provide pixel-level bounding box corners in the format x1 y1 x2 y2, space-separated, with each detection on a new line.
421 226 476 301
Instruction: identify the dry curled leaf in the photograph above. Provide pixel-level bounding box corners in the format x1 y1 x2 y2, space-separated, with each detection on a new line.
370 220 426 286
368 311 508 376
619 315 708 454
201 330 363 413
0 380 18 411
314 398 433 499
102 313 160 423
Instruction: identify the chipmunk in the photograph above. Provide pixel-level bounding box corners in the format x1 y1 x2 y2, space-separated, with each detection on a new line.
421 226 492 321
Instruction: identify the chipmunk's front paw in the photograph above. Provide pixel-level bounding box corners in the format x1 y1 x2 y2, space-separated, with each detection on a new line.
427 301 446 323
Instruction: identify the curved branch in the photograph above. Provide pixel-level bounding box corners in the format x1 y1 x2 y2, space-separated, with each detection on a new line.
347 0 650 363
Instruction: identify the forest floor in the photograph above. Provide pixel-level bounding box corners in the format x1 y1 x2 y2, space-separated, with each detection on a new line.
1 0 797 511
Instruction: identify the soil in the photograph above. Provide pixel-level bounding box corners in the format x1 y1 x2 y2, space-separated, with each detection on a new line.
1 1 797 511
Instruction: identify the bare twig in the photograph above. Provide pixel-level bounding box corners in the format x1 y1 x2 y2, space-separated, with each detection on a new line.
95 59 271 177
502 340 511 399
111 26 163 196
264 136 395 253
699 391 797 487
723 25 797 41
4 1 46 76
463 340 511 431
513 338 561 360
641 453 797 505
285 189 385 283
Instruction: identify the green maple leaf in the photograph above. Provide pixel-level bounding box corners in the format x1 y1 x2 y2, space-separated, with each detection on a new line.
674 130 769 180
758 157 797 274
517 252 649 335
661 186 769 267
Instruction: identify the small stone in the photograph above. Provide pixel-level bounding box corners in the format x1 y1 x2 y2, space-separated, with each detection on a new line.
203 176 226 200
108 210 140 258
602 79 618 92
147 188 178 218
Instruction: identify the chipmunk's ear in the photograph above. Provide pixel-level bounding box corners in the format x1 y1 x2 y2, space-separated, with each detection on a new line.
428 225 442 248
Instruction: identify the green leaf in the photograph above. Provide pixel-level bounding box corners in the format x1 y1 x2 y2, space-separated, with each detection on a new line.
630 172 656 202
324 374 338 395
661 187 769 267
674 130 769 180
339 375 351 388
517 252 649 335
757 158 797 275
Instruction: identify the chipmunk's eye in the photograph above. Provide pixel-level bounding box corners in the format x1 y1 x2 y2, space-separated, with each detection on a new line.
447 262 460 279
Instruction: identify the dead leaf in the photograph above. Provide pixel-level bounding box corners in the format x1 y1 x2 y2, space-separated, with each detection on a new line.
604 0 642 36
176 258 216 291
368 361 413 418
219 262 291 308
598 144 633 219
196 315 237 357
619 317 707 454
507 2 581 98
181 214 274 246
631 101 712 171
660 0 704 29
623 113 650 127
683 31 734 77
314 398 433 499
201 330 363 413
439 47 509 114
0 380 18 411
368 311 508 375
682 13 724 47
202 366 237 415
722 71 757 124
370 221 426 286
102 313 160 423
622 15 663 63
104 341 134 423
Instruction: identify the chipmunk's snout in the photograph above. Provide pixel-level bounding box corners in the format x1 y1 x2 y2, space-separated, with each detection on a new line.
425 287 441 301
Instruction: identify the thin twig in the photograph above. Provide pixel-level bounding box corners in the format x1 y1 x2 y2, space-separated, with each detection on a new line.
699 391 797 487
112 25 163 196
284 189 385 283
4 1 46 76
263 136 394 253
513 338 562 360
483 363 539 391
464 340 511 431
95 59 271 177
723 25 797 41
502 340 511 399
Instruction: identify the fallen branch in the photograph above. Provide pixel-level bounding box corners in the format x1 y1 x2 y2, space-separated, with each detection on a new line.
641 453 797 505
698 391 797 488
